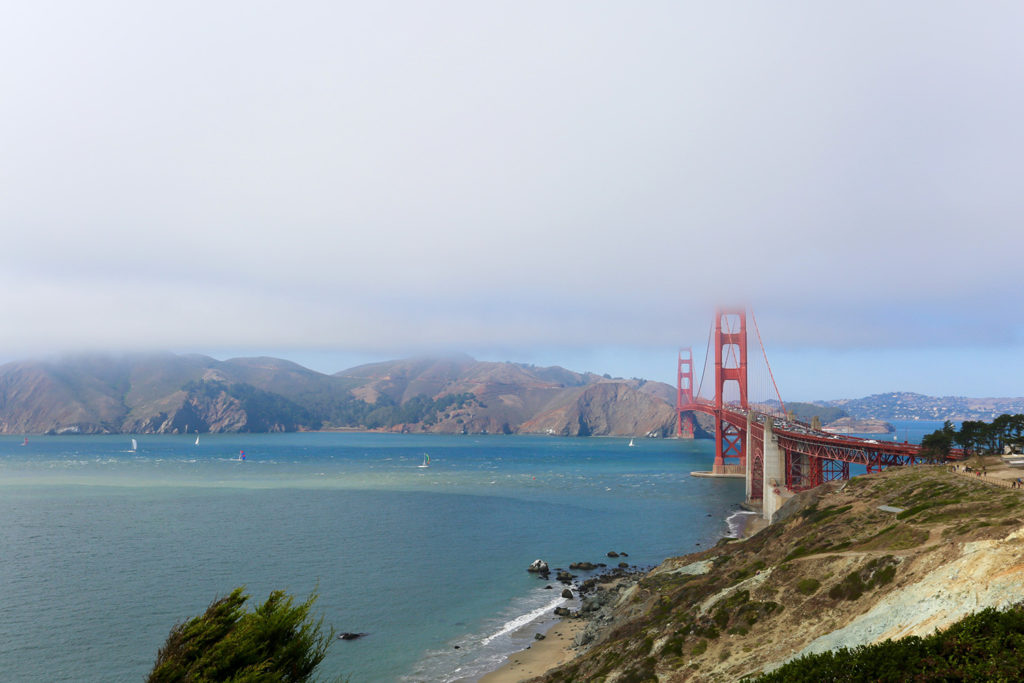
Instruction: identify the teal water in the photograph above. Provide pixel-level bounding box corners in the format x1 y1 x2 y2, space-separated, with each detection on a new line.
0 433 744 682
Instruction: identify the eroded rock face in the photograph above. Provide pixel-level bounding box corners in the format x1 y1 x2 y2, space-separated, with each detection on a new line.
182 392 249 432
778 527 1024 668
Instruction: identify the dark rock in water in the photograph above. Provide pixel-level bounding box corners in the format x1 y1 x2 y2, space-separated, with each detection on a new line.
556 570 576 583
569 561 598 570
620 552 628 557
544 584 553 590
607 551 619 558
561 588 574 599
554 606 572 617
618 562 629 569
338 632 367 641
534 632 546 640
528 559 550 574
454 645 460 649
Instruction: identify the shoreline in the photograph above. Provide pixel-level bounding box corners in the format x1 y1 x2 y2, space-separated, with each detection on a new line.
476 617 586 683
474 509 765 682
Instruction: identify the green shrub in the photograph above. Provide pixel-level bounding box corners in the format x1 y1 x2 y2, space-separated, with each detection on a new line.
783 545 812 562
747 603 1024 682
695 624 720 640
828 572 866 601
661 636 685 657
796 578 821 595
871 564 896 587
148 587 333 683
801 504 854 524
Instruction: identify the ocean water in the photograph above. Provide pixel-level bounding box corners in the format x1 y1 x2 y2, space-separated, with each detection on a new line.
0 433 745 682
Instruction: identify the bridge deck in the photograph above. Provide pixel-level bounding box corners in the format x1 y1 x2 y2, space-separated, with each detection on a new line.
679 400 953 493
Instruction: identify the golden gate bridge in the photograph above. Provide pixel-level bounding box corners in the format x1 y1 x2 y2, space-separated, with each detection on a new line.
677 308 935 520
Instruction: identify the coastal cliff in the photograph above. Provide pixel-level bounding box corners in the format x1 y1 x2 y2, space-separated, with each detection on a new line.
533 466 1024 681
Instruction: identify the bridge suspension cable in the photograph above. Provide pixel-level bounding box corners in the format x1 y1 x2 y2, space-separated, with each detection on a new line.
695 319 713 401
751 310 786 418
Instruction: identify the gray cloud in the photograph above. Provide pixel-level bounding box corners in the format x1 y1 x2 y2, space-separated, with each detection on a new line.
2 2 1022 395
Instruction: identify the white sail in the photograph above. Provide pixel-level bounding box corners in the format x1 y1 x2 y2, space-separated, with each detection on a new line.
130 438 138 451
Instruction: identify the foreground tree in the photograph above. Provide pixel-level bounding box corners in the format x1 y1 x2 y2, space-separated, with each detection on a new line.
955 420 989 457
148 587 334 683
920 420 955 461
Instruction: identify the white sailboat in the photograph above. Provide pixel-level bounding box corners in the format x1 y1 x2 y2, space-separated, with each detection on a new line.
418 453 430 468
130 438 138 452
628 438 635 447
195 434 200 445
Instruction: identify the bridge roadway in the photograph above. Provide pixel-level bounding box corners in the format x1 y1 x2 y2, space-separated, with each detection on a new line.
680 398 947 519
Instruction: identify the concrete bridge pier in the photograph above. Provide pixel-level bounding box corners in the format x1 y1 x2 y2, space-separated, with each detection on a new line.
745 412 754 503
760 416 789 521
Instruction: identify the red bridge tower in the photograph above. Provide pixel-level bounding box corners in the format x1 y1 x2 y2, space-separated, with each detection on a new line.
677 347 694 438
713 308 748 474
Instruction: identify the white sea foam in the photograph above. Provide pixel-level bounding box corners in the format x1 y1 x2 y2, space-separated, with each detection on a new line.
481 595 566 645
725 509 758 538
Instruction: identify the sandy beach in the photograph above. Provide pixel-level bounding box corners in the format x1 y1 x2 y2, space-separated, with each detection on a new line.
477 617 586 683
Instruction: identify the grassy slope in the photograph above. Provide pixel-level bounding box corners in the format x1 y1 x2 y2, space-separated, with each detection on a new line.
536 466 1024 682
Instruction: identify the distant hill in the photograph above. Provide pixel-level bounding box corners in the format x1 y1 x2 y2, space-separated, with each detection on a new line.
0 353 689 437
334 356 685 437
5 354 1011 436
817 392 1024 422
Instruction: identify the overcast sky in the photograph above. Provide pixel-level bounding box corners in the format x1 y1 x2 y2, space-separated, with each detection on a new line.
2 2 1022 401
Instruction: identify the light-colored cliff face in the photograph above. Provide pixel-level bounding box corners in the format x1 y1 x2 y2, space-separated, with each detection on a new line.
536 467 1024 683
774 526 1024 668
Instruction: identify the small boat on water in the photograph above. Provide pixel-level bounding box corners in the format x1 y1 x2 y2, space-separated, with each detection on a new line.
628 438 635 447
130 438 138 452
418 453 430 468
195 434 200 445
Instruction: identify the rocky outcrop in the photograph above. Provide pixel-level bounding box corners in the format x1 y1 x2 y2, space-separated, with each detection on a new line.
569 562 600 571
528 559 550 574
